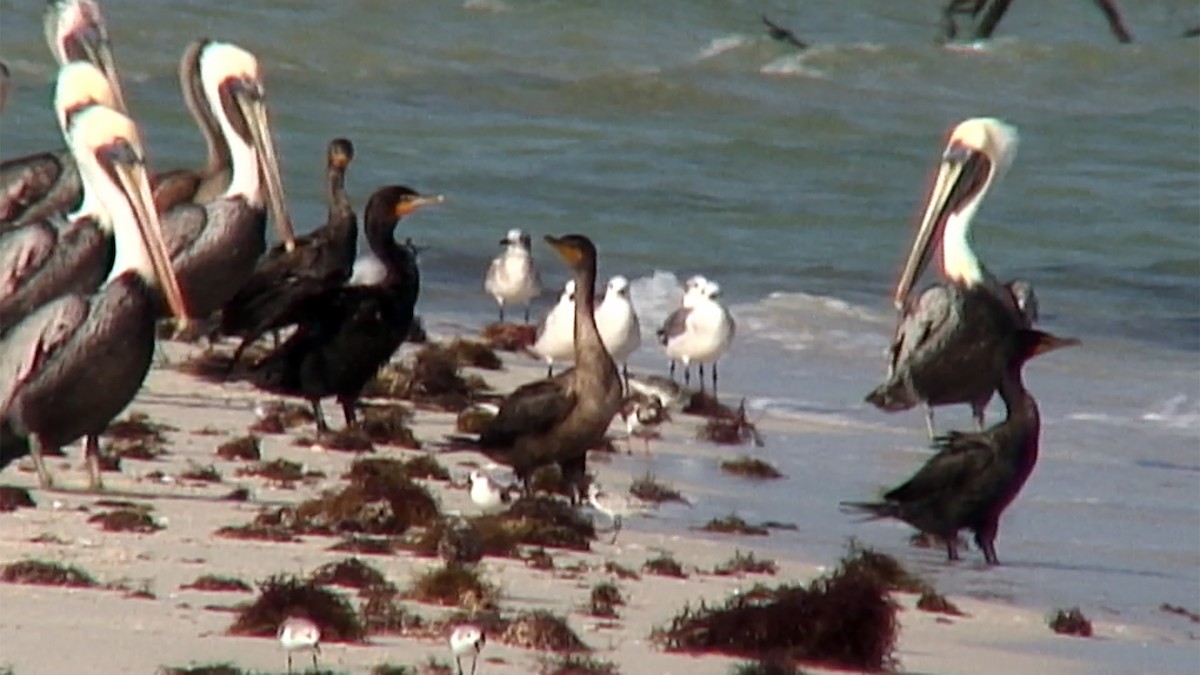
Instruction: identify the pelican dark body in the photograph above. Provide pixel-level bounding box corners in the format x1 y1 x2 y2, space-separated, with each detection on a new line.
846 329 1079 565
248 185 439 432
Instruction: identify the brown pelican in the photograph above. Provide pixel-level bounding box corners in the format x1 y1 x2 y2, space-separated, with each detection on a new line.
151 39 233 213
160 41 294 319
221 138 358 357
0 105 189 489
249 186 442 432
477 234 623 504
0 0 128 226
844 329 1078 565
0 63 121 332
866 118 1037 437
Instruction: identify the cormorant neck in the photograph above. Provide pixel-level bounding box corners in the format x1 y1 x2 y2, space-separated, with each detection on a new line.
997 361 1039 431
326 163 355 234
571 260 606 358
361 204 411 287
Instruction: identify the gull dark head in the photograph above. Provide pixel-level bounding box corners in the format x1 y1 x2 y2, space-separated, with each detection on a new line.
894 117 1019 307
44 0 126 111
328 137 355 169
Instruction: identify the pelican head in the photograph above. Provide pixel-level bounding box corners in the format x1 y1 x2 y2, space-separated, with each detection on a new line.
893 117 1019 309
198 41 296 251
53 61 118 136
67 105 190 323
44 0 126 112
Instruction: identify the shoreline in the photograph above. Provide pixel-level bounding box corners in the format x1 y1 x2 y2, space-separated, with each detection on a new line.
0 337 1191 675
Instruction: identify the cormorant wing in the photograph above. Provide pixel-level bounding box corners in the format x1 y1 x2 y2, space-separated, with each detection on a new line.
657 306 691 346
0 223 55 299
0 294 89 414
479 377 577 448
883 429 999 503
886 285 956 375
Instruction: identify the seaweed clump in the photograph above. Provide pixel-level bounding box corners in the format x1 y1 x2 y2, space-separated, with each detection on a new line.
236 458 323 486
159 665 246 675
365 345 490 412
102 411 176 460
629 472 687 505
719 456 783 480
1 559 97 587
482 322 537 351
729 658 807 675
695 400 763 447
447 338 503 370
405 563 498 611
215 435 261 461
181 575 252 592
499 609 588 652
643 554 688 579
229 574 364 642
0 486 35 512
538 654 619 675
87 505 162 534
290 456 441 536
179 463 223 483
470 496 596 556
345 456 449 483
698 514 769 537
360 585 426 635
587 581 625 618
653 556 899 672
311 557 391 592
359 403 422 449
713 550 778 577
1048 607 1093 637
249 401 314 434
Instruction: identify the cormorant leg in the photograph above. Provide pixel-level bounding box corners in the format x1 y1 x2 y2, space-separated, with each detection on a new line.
30 435 55 489
668 360 676 382
698 364 706 394
340 397 358 428
924 405 937 439
311 400 330 433
546 363 554 378
945 536 960 562
712 361 719 398
84 434 104 492
971 401 987 430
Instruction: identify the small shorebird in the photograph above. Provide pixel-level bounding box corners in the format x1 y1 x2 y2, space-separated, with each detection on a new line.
658 278 736 396
449 623 486 675
595 274 642 387
485 228 542 324
469 469 512 512
530 278 576 376
620 391 670 453
627 374 686 410
587 482 650 544
277 616 320 674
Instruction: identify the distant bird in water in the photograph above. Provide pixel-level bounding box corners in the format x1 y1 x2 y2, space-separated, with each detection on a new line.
619 391 670 453
530 279 576 376
477 234 623 504
762 14 809 49
469 469 512 513
843 329 1079 565
485 228 542 324
222 138 358 361
865 118 1040 438
0 105 189 489
596 274 642 387
249 186 442 432
658 277 736 397
449 623 486 675
0 0 128 226
277 616 320 675
0 62 121 333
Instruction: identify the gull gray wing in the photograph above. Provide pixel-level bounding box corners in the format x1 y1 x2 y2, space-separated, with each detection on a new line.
656 306 691 346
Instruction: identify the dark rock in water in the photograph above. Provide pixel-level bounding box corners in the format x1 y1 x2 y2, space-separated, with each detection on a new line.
438 516 485 565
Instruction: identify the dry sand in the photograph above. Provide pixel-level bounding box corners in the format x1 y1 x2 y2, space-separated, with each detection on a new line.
0 339 1173 675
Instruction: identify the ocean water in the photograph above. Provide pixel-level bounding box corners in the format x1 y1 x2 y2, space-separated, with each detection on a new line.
2 1 1198 671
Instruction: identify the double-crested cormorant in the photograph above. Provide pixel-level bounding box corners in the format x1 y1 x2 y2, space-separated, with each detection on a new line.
596 274 642 387
843 329 1078 565
0 0 127 226
0 63 122 332
159 41 294 318
248 186 442 432
477 234 622 503
150 39 233 213
530 279 575 376
0 105 189 489
657 277 735 395
866 118 1038 437
485 228 541 324
221 138 358 357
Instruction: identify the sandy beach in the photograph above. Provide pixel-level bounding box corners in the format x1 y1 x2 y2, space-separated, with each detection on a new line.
0 336 1187 675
